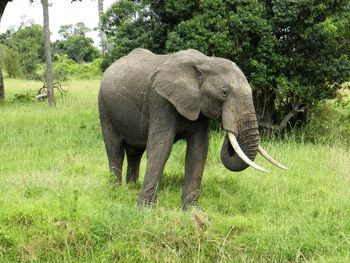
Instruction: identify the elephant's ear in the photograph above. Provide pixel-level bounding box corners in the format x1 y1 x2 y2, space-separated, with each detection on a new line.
152 57 205 121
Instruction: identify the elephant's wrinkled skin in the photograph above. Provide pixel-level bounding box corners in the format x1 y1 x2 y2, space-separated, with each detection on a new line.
98 48 260 208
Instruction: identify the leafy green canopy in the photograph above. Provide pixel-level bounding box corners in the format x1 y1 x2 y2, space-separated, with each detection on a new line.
0 24 45 78
102 0 350 129
53 23 100 64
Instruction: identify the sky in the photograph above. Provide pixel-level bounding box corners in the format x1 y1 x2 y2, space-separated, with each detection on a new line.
0 0 116 48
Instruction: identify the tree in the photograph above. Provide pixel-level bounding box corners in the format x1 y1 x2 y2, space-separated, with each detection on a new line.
0 1 12 20
98 0 108 53
41 0 55 107
101 0 167 69
102 0 350 131
0 0 80 101
64 35 99 63
0 63 3 100
9 23 45 77
0 24 45 78
53 23 100 63
0 43 20 78
58 22 91 38
0 0 12 100
0 42 6 100
0 28 14 46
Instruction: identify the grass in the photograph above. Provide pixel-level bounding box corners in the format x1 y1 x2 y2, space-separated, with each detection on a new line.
0 79 350 262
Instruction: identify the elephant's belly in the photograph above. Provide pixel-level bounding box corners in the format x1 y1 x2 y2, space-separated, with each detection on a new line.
114 119 148 149
108 100 149 149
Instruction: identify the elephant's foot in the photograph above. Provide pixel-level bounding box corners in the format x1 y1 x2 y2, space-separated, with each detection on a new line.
137 197 157 208
109 175 122 186
137 190 158 208
182 201 201 211
137 182 159 208
109 166 122 185
126 175 139 184
181 190 200 210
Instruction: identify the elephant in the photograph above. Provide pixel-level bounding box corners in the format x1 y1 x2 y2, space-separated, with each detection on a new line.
98 48 287 209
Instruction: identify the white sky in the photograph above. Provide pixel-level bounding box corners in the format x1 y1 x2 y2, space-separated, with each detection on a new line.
0 0 116 48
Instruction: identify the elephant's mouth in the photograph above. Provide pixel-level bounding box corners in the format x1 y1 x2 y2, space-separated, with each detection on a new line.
220 131 288 172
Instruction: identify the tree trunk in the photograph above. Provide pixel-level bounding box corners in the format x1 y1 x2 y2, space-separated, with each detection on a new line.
98 0 108 53
42 0 55 107
255 89 275 126
0 1 11 101
0 64 4 101
259 104 306 133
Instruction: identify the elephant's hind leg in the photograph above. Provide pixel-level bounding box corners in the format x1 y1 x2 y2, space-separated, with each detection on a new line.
125 144 144 183
106 137 124 184
99 105 124 183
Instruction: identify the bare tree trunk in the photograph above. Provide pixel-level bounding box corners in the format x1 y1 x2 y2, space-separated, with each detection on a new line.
0 64 4 101
259 103 306 133
98 0 108 53
42 0 55 107
0 1 11 101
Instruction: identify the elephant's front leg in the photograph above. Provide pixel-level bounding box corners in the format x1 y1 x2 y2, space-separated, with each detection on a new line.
182 118 209 209
137 123 176 207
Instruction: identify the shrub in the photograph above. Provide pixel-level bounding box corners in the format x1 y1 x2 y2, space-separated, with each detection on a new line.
37 55 102 81
293 89 350 145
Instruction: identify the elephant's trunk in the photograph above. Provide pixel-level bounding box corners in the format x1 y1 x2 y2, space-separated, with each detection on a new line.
220 113 260 171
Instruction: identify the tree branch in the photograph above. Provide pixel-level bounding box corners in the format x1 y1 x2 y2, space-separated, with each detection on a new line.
258 104 306 133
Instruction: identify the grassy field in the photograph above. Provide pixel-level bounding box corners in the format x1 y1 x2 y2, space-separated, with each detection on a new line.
0 79 350 262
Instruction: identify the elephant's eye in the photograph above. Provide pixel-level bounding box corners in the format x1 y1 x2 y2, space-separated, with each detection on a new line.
222 87 230 98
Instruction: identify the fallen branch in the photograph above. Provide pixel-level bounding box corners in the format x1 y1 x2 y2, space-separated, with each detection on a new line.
36 79 67 99
35 93 47 100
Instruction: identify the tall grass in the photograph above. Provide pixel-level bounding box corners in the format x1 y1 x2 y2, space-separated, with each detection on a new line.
0 79 350 262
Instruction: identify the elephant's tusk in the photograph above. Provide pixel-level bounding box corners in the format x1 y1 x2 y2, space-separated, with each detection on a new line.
258 145 288 170
228 132 269 173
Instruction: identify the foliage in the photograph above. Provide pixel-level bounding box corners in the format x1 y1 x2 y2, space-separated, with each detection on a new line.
1 47 21 78
12 92 33 103
0 28 14 46
102 0 350 129
40 55 102 80
53 23 100 64
0 21 100 79
58 22 91 38
9 23 45 77
53 35 100 64
295 89 350 145
0 23 45 78
0 79 350 261
101 0 168 69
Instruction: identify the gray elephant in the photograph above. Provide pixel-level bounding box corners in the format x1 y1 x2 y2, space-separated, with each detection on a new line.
98 48 287 208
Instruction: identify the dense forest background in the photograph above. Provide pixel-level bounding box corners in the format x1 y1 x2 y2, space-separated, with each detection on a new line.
101 0 350 132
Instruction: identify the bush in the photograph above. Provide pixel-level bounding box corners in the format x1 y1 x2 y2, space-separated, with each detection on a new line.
37 55 102 81
293 89 350 145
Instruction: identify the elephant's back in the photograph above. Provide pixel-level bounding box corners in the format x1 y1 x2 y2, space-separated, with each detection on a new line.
99 48 165 116
99 49 165 147
101 49 164 92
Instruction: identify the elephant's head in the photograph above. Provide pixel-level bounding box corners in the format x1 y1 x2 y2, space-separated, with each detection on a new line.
152 50 287 172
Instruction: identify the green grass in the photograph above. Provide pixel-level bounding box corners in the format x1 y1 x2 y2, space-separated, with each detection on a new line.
1 79 350 262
